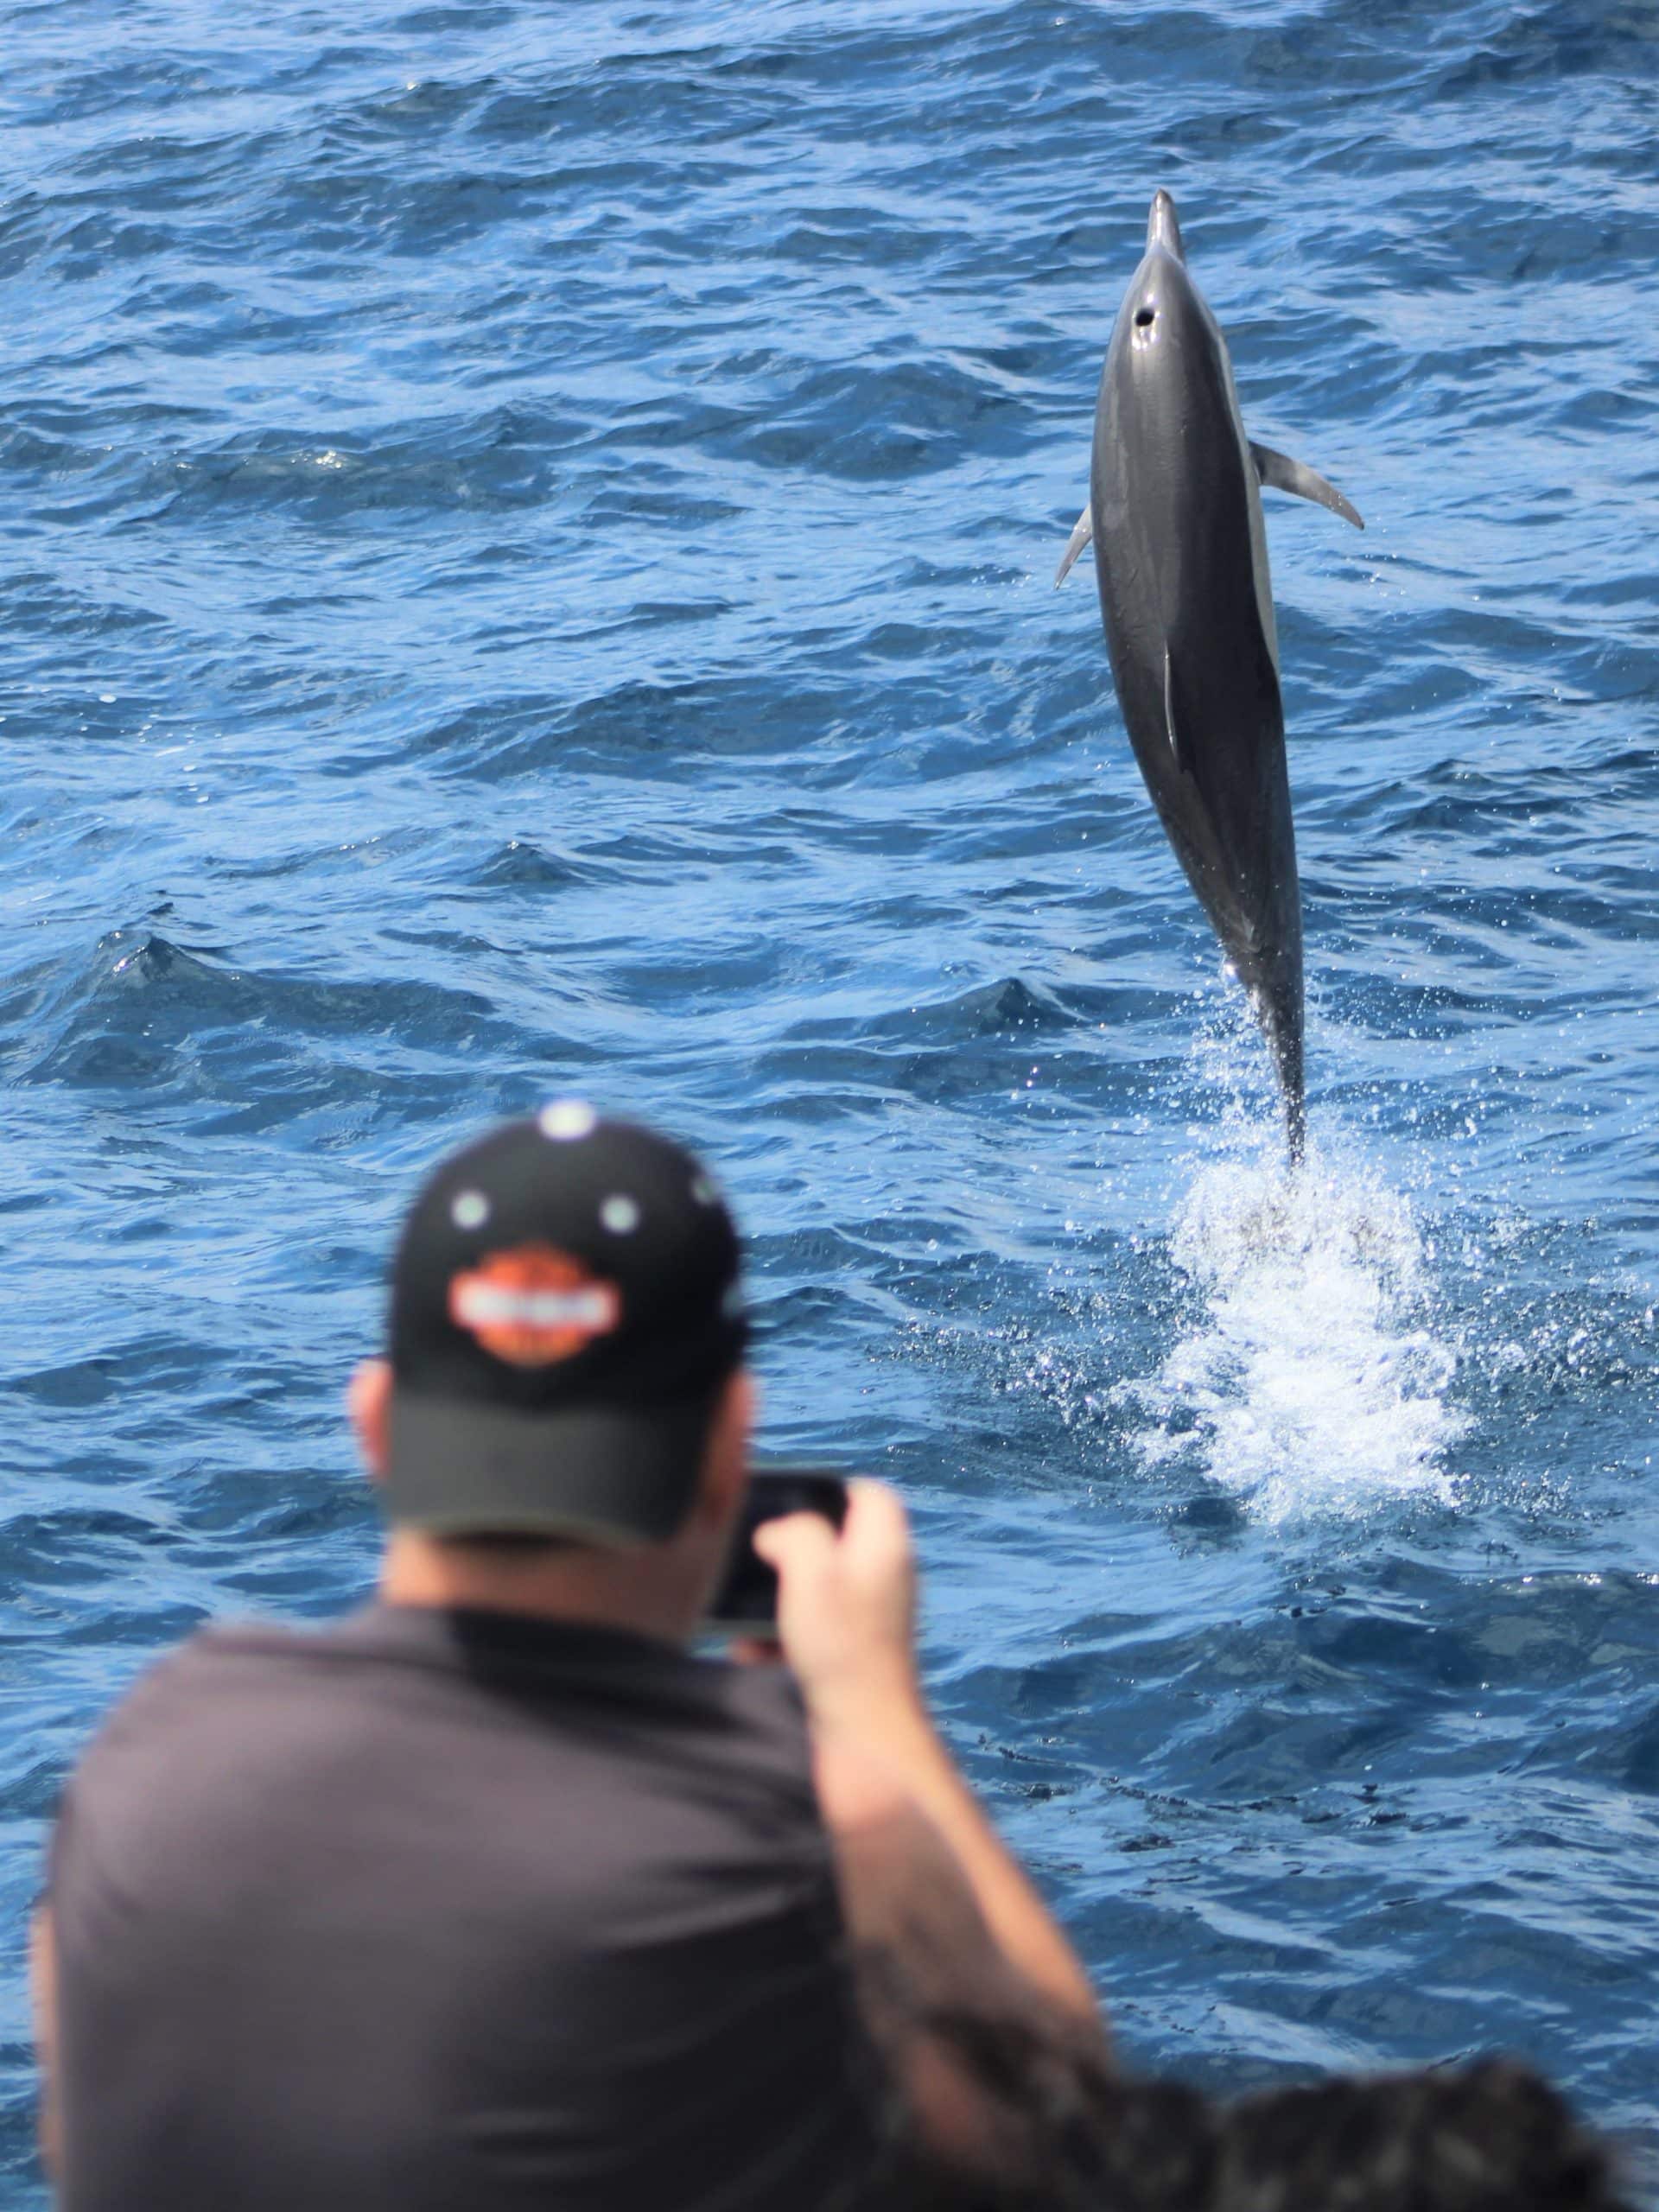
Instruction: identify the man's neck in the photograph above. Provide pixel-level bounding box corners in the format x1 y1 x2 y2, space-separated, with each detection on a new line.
378 1529 698 1644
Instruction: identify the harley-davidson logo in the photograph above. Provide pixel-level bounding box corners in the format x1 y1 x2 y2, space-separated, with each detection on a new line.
448 1244 621 1367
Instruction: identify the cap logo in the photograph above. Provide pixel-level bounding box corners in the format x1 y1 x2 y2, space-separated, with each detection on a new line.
448 1243 621 1368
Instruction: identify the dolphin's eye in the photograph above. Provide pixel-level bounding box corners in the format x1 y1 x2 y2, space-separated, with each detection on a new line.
1135 307 1155 328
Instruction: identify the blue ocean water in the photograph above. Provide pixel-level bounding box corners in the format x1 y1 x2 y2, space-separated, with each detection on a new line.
2 0 1657 2193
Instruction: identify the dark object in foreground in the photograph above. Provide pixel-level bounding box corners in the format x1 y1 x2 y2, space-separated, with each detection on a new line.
921 2001 1632 2212
706 1466 849 1629
1057 189 1363 1160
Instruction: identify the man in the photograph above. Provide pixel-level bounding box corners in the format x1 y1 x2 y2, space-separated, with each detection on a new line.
35 1104 1109 2210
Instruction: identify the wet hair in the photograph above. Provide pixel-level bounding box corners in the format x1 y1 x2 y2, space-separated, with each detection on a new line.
1210 2061 1629 2212
907 2006 1630 2212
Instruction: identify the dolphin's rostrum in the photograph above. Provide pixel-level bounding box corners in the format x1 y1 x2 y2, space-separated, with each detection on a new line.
1058 189 1362 1158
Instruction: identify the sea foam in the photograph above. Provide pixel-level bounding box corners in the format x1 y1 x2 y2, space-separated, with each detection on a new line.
1120 1130 1468 1521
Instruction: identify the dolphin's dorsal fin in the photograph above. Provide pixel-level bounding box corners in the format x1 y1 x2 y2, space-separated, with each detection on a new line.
1163 647 1187 772
1054 505 1092 587
1250 442 1364 531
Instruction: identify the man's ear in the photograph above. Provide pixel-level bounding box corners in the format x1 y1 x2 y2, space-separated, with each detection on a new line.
692 1367 754 1530
347 1359 393 1481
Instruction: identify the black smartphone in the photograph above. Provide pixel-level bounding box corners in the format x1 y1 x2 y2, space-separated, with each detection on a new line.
705 1467 849 1632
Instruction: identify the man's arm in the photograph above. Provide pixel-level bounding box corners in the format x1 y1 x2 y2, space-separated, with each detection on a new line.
757 1481 1103 2027
754 1484 1110 2180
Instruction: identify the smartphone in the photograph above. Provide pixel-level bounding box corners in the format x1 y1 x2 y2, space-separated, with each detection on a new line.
705 1467 849 1632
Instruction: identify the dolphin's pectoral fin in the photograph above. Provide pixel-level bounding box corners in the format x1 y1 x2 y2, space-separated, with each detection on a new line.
1250 442 1364 531
1054 505 1093 587
1162 647 1188 773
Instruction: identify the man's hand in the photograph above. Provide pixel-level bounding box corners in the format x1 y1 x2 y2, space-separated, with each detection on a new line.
752 1481 925 1745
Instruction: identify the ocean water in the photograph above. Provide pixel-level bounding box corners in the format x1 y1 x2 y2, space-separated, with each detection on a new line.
2 0 1657 2193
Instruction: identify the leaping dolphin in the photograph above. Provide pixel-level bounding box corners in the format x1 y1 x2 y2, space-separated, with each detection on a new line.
1056 189 1363 1159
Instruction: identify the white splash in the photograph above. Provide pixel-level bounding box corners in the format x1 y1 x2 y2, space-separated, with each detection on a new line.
1120 1135 1468 1522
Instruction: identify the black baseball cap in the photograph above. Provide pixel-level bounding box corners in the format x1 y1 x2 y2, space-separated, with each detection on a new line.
382 1104 748 1545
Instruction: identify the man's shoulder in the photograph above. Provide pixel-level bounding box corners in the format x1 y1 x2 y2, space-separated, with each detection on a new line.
81 1607 410 1732
72 1605 818 1800
58 1610 386 1799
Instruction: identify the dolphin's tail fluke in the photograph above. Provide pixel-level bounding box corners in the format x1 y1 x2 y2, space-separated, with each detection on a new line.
1273 1027 1306 1167
1285 1085 1306 1167
1249 978 1306 1166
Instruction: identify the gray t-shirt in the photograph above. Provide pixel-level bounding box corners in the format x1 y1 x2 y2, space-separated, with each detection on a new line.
48 1603 895 2212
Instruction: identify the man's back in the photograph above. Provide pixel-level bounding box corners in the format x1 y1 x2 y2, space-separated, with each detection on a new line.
49 1604 889 2212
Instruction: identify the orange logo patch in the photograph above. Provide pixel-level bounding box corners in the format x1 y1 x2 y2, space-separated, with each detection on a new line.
448 1244 621 1368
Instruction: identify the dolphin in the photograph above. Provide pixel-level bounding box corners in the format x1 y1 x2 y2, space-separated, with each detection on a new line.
1056 189 1362 1158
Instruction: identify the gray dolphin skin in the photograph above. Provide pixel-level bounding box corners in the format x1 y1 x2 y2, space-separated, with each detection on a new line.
1056 189 1363 1159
